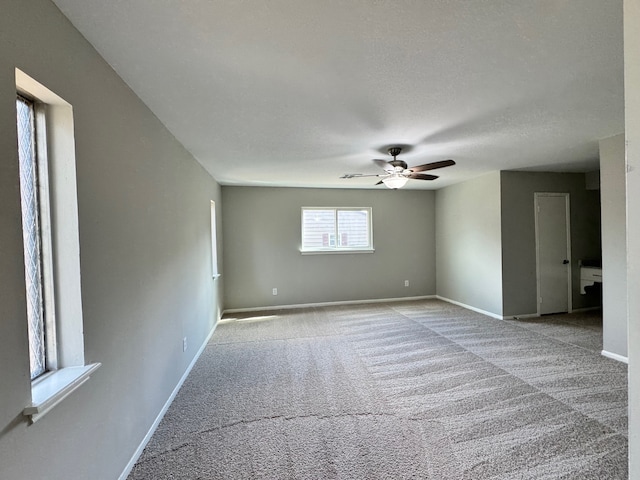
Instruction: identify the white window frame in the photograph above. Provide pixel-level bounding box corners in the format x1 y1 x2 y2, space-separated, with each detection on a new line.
16 69 100 423
300 207 374 254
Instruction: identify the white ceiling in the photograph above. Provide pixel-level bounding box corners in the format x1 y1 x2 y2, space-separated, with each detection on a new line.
51 0 623 190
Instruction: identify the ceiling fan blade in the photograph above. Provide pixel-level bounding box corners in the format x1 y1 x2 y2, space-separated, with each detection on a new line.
409 173 439 181
409 159 455 173
373 159 394 172
341 173 383 179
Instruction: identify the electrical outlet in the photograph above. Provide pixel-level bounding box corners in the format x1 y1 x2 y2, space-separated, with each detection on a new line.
272 288 278 296
404 280 409 287
183 337 187 352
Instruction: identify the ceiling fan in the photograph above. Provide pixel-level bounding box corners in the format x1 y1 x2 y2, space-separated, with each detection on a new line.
341 147 455 189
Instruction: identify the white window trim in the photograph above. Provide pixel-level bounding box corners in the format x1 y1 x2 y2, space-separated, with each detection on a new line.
17 69 100 423
24 364 101 423
300 249 375 255
33 99 59 372
300 207 374 254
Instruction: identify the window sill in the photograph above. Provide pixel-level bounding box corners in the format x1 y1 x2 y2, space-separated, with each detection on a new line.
300 249 375 255
23 363 101 423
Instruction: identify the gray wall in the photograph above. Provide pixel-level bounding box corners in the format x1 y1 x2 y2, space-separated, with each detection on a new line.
435 172 503 316
599 134 627 358
222 187 436 310
0 1 222 479
625 0 640 475
500 171 602 317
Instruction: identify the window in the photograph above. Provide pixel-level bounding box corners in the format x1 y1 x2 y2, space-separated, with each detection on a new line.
301 207 373 253
210 200 220 278
16 69 100 423
16 94 53 380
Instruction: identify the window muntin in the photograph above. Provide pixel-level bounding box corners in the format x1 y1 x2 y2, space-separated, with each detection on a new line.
301 207 373 252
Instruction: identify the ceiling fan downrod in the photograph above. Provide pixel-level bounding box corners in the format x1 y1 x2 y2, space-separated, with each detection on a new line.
387 147 408 171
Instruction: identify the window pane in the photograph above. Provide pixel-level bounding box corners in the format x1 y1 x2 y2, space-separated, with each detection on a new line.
16 97 46 380
337 210 370 248
302 209 336 249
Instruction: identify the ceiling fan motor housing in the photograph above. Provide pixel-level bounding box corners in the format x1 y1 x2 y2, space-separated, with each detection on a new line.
389 159 408 170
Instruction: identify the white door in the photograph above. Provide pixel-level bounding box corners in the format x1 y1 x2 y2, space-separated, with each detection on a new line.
535 193 571 315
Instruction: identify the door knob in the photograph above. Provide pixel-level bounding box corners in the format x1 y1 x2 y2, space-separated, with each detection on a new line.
563 259 570 264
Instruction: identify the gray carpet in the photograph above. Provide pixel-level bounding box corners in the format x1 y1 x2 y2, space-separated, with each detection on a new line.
129 300 628 479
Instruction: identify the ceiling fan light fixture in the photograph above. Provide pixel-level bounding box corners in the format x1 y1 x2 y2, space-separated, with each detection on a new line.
382 174 409 189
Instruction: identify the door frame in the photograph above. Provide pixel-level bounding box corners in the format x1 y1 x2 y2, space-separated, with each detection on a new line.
534 192 572 316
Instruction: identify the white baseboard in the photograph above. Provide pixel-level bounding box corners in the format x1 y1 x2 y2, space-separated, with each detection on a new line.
601 350 628 364
504 306 601 320
223 295 437 315
118 321 218 480
436 295 503 320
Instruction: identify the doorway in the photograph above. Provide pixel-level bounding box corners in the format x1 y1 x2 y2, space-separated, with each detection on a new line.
535 193 572 315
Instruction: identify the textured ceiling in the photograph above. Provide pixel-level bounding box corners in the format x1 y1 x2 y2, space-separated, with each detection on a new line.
51 0 624 189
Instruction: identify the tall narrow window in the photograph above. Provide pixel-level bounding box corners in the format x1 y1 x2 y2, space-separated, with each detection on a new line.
17 69 99 423
210 200 219 277
17 95 49 380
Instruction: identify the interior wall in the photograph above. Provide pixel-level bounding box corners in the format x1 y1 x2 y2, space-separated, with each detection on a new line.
500 171 602 317
435 172 503 317
625 0 640 475
0 1 222 479
221 186 436 310
599 134 627 359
